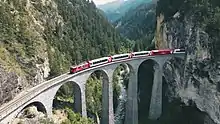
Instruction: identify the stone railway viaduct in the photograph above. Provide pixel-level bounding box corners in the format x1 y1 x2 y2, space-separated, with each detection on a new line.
0 53 184 124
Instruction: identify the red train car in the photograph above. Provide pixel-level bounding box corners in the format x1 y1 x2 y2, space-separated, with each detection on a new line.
149 49 173 56
70 61 90 74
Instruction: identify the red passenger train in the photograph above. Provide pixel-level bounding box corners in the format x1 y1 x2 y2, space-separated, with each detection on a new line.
70 49 185 74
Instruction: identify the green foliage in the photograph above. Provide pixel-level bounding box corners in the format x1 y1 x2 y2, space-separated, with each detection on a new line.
39 118 55 124
112 65 124 111
61 107 95 124
55 82 74 103
86 75 102 118
113 65 123 94
0 1 47 77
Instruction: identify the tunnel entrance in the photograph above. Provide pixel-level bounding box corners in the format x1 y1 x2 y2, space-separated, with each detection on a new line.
52 81 82 115
138 59 159 124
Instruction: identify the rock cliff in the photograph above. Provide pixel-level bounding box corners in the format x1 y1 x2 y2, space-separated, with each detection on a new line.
157 9 220 124
0 0 51 106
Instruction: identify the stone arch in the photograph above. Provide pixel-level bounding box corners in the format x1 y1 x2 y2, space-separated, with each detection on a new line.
113 63 134 88
52 81 82 115
137 59 160 123
85 69 109 123
138 59 160 72
16 101 47 118
112 63 134 123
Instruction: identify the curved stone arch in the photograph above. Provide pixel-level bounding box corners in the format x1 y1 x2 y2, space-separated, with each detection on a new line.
112 63 135 79
52 81 82 114
16 101 47 118
124 63 135 75
136 58 160 122
111 63 134 115
85 68 110 123
90 69 109 83
138 58 160 72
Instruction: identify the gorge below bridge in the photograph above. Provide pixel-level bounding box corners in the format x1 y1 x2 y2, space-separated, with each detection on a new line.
0 53 185 124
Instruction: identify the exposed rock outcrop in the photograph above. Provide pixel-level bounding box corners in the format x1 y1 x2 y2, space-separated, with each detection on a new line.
157 12 220 124
0 0 53 106
12 106 54 124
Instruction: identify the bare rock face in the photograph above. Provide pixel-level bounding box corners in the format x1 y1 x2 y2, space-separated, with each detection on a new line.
158 13 220 124
0 66 25 104
0 0 55 106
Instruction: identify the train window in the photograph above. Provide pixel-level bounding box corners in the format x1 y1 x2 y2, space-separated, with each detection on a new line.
113 55 128 59
135 52 148 56
93 59 108 64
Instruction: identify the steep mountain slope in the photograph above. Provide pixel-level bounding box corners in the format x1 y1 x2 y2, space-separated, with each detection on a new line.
153 0 220 124
114 2 157 51
98 0 151 22
0 0 132 106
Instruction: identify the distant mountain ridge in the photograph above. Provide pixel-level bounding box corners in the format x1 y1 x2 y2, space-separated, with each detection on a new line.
97 0 152 22
98 0 124 13
114 1 157 51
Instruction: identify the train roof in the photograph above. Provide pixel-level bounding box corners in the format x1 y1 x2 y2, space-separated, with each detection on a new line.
70 61 88 68
152 49 172 52
111 53 130 57
133 51 150 54
89 57 109 62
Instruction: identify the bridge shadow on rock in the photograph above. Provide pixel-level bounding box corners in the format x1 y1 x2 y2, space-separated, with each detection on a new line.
138 59 159 124
86 70 109 124
158 98 216 124
53 81 81 114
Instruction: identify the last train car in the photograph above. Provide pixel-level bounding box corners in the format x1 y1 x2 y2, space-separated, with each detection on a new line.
149 49 173 56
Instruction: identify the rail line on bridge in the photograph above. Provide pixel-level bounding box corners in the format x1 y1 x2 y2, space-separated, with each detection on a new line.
0 49 185 124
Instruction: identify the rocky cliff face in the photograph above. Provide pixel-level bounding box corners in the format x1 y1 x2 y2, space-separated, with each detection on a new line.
157 12 220 123
0 0 52 106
